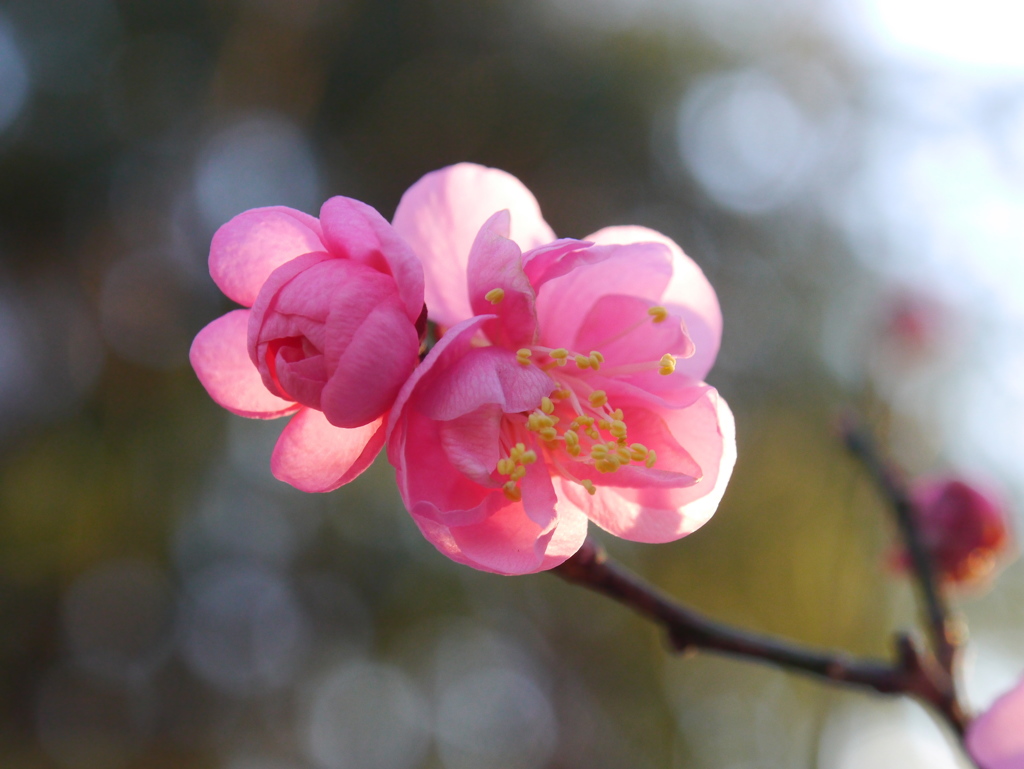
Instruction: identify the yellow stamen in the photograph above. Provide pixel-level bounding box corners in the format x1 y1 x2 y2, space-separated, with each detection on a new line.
581 479 597 495
648 306 669 323
516 348 532 366
589 390 608 408
540 397 555 415
596 456 621 473
659 353 676 376
503 481 522 501
497 458 515 476
549 348 569 365
598 419 611 430
609 419 627 439
610 409 624 421
645 449 658 468
485 288 505 304
615 444 632 462
510 465 526 481
588 352 603 370
574 354 591 369
539 426 558 442
629 443 649 462
590 444 609 459
553 386 572 400
521 450 538 465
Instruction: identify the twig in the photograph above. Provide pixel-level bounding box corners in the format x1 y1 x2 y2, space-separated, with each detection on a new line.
553 538 967 737
838 416 958 673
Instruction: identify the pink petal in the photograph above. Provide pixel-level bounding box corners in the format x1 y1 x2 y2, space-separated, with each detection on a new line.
534 241 673 350
415 346 554 422
319 196 425 322
968 677 1024 769
271 408 385 493
558 388 736 542
320 294 421 428
392 163 556 328
410 491 588 575
209 207 325 308
247 251 334 398
521 238 599 287
396 407 498 528
438 405 505 485
388 315 492 445
189 310 299 419
467 210 538 349
572 293 695 368
587 226 722 381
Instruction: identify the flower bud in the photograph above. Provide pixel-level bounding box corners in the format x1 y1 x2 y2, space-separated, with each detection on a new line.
895 477 1012 586
248 252 420 428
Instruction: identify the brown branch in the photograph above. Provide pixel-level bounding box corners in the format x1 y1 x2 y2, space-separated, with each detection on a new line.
838 416 958 673
553 538 967 737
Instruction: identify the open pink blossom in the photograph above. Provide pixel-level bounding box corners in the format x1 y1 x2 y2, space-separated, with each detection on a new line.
968 676 1024 769
190 200 424 492
387 165 735 574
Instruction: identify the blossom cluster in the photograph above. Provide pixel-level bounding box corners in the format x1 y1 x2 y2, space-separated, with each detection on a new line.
191 163 736 574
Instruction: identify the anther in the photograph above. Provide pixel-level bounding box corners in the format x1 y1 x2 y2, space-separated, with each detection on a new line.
540 397 555 415
550 348 569 366
596 456 621 473
485 288 505 304
610 409 624 421
589 390 608 408
609 420 627 439
539 426 558 442
588 351 603 370
659 353 676 376
521 450 538 465
615 444 632 462
574 354 591 369
581 479 597 495
648 306 669 323
553 386 572 400
516 348 532 366
598 419 611 430
590 444 609 459
510 465 526 481
629 443 649 462
503 481 522 501
497 458 515 476
645 449 658 468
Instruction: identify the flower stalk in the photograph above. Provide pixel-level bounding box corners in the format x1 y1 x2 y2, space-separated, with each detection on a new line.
838 416 959 674
553 537 969 738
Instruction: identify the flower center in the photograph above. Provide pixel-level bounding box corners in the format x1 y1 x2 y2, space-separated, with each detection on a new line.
486 294 682 501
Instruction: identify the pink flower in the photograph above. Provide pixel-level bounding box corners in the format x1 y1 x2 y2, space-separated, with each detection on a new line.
891 477 1012 586
386 164 736 575
190 199 424 492
968 676 1024 769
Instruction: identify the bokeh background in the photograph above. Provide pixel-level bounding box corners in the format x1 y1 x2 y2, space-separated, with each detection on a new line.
1 0 1023 767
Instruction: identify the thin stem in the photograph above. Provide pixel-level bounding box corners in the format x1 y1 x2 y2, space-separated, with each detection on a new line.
552 538 968 738
839 416 958 673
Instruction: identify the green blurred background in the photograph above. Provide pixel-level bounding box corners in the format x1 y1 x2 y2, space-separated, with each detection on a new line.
1 0 1023 767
